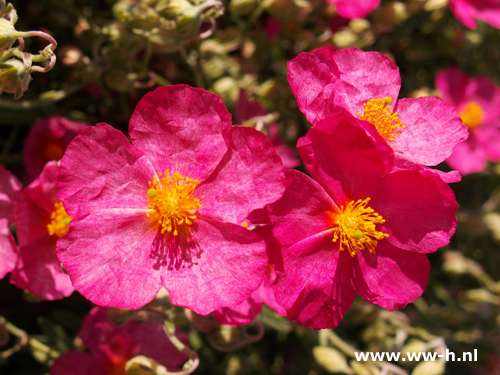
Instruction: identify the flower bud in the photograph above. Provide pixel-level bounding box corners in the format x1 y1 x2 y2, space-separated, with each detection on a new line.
0 18 18 53
229 0 258 16
113 0 160 30
0 58 32 99
399 339 428 364
411 360 445 375
313 346 354 374
156 0 194 19
349 360 379 375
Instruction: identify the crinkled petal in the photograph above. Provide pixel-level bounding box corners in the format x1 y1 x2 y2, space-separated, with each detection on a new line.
435 68 468 107
196 126 284 225
393 158 462 183
129 85 232 182
353 243 430 310
298 115 393 201
57 123 152 218
370 170 458 253
213 292 263 327
331 0 381 19
161 218 267 315
0 165 22 224
0 218 18 279
11 234 74 300
393 96 468 166
56 210 161 309
274 234 355 330
446 134 487 174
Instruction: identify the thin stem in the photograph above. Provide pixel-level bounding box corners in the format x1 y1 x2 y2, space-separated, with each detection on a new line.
163 322 199 375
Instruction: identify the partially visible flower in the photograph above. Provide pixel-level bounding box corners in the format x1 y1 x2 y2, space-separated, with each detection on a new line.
449 0 500 30
0 166 21 279
287 47 468 175
213 264 286 326
0 165 22 224
436 67 500 174
236 89 300 169
50 307 189 375
266 113 458 329
10 161 74 300
328 0 380 19
56 85 285 314
24 116 89 181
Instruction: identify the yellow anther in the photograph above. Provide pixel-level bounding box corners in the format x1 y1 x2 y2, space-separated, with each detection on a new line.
241 221 248 228
459 101 485 129
147 170 201 235
47 202 72 238
331 198 389 257
359 98 406 141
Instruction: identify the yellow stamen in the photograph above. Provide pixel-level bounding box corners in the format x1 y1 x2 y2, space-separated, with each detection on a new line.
47 202 72 238
332 198 389 257
359 97 406 141
459 101 485 129
241 221 249 228
146 170 201 235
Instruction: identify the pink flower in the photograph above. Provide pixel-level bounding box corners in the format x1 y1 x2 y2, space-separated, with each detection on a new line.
236 90 300 169
24 116 89 181
56 85 285 314
9 161 74 300
213 264 286 326
328 0 380 19
51 307 188 375
449 0 500 29
436 67 500 174
0 166 21 279
287 47 468 172
265 113 458 329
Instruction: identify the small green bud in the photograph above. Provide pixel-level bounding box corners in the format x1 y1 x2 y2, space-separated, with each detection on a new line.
411 360 445 375
313 346 354 374
229 0 258 16
113 0 160 30
156 0 194 19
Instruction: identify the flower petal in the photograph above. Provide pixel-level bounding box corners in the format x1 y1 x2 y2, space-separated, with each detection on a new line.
129 85 232 182
393 96 468 166
197 126 285 225
331 0 381 19
353 243 430 310
0 218 18 279
0 165 22 224
161 218 268 315
435 67 468 107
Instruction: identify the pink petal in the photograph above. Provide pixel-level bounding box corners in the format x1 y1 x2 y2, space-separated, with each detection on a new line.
331 0 381 19
51 351 108 375
393 158 462 183
274 234 355 330
476 122 500 161
353 243 430 310
10 235 74 300
370 170 458 253
446 134 488 174
463 76 500 122
266 169 335 250
161 218 268 315
435 68 469 108
236 89 267 123
57 123 151 218
129 85 232 182
56 210 162 309
0 165 22 224
449 0 477 28
196 126 285 225
213 293 263 327
0 218 18 279
393 96 468 166
297 115 393 202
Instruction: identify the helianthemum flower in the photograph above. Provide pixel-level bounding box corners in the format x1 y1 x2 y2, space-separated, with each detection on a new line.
449 0 500 30
287 47 468 178
436 67 500 174
56 85 285 314
0 166 21 279
265 113 458 329
10 161 74 300
51 307 189 375
23 116 89 182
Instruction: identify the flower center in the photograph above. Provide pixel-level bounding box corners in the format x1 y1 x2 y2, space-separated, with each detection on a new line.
332 198 388 257
47 202 72 238
146 170 201 235
359 97 406 141
459 101 485 129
